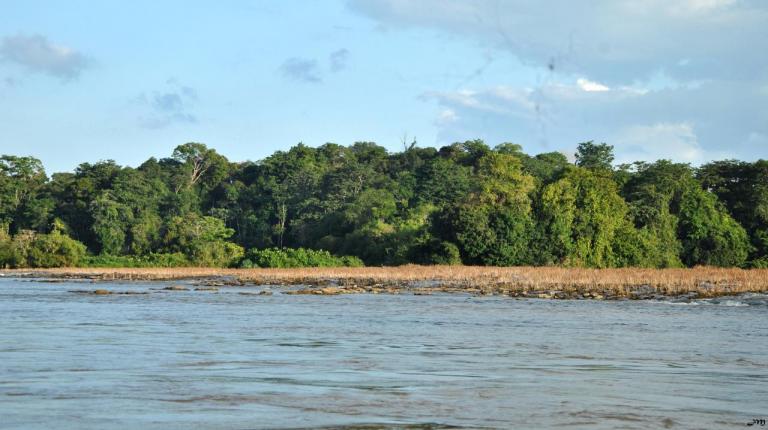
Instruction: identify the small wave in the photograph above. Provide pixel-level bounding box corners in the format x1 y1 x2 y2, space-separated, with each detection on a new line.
717 300 749 307
650 300 702 306
652 297 762 307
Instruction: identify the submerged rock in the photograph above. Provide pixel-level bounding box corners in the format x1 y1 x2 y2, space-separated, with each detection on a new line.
629 284 656 299
164 285 189 291
314 287 341 295
69 289 147 295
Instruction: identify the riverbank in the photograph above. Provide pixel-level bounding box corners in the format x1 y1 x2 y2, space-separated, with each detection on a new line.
3 266 768 299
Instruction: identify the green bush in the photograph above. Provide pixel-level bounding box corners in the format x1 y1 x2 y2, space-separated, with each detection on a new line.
0 238 23 268
746 257 768 269
411 239 462 265
188 241 244 268
80 253 192 268
1 230 87 268
0 230 32 268
25 231 87 268
163 214 245 267
241 247 364 268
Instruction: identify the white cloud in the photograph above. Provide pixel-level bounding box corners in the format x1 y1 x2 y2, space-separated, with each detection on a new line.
0 34 89 80
436 108 458 124
665 0 737 15
615 122 707 164
423 79 767 163
423 86 538 118
577 78 610 92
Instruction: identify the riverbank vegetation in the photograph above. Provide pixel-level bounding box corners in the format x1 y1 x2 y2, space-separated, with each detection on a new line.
5 266 768 299
0 141 766 269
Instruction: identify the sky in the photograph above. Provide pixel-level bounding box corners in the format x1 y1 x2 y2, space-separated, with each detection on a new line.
1 0 766 173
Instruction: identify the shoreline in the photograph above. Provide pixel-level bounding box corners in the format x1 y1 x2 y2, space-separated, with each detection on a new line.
3 266 768 300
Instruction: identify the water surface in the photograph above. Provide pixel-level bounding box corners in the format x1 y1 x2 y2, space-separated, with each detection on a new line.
1 278 766 429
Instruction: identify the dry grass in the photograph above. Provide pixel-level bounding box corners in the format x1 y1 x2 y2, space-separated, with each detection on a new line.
4 265 768 298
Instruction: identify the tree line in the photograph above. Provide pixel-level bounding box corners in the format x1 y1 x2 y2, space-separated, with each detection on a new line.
1 140 766 268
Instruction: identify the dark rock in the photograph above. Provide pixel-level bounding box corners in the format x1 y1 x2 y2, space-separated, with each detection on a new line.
629 285 656 299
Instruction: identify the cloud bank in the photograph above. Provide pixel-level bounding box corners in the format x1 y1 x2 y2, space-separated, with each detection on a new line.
349 0 768 163
0 34 89 80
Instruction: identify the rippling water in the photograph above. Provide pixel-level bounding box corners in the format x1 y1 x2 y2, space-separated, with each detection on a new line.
1 277 766 429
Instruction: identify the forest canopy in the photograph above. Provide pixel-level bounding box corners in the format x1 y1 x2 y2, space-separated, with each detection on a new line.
1 141 765 268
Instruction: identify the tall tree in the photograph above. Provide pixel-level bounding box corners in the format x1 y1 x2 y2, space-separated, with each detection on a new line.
537 166 640 267
575 141 614 172
698 160 768 265
0 155 49 232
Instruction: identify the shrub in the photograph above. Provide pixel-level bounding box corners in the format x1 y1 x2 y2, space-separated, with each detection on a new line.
747 257 768 269
163 214 244 267
241 247 364 268
411 239 462 265
1 230 87 268
26 231 87 268
0 238 23 268
189 241 244 268
80 253 191 268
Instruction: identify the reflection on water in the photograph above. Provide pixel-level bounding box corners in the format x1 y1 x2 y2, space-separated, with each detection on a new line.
0 278 766 429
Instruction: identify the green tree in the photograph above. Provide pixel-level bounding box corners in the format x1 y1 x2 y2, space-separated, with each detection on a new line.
698 160 768 264
439 152 536 265
171 142 231 192
678 185 750 266
0 155 49 232
90 194 132 255
537 166 641 267
521 151 570 185
575 141 614 171
623 160 750 267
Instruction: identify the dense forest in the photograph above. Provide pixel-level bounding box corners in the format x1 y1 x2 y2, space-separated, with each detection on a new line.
1 140 766 268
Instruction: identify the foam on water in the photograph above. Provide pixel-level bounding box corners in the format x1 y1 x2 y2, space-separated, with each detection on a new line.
651 293 768 307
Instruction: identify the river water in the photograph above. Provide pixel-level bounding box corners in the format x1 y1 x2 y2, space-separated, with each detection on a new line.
0 277 766 429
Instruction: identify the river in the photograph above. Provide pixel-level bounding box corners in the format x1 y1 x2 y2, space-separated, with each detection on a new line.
1 277 766 429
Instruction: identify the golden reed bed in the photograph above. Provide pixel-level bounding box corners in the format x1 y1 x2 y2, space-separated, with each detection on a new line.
4 266 768 298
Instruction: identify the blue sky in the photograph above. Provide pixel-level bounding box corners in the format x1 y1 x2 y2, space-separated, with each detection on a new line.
1 0 767 173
